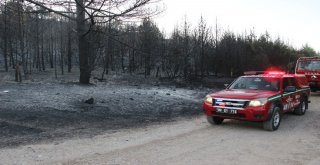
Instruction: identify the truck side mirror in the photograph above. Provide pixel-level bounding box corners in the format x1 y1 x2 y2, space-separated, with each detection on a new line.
284 86 296 93
224 84 229 88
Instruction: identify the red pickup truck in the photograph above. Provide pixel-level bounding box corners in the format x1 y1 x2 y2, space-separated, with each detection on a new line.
203 71 310 131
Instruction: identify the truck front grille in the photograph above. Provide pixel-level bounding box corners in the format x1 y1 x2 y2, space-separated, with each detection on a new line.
213 98 249 109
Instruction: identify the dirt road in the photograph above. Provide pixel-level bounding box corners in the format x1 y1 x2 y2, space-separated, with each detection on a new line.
0 93 320 164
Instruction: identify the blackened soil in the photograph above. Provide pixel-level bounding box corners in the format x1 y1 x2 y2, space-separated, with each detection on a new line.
0 82 207 148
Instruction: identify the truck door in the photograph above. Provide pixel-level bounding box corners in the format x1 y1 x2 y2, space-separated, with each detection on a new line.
282 77 295 112
289 77 301 109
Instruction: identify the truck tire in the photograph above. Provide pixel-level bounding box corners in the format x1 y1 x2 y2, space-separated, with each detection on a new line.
207 116 224 125
294 98 307 115
263 107 281 131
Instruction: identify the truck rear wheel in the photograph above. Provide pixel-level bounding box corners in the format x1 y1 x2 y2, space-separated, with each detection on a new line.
294 98 307 115
207 116 224 125
263 107 281 131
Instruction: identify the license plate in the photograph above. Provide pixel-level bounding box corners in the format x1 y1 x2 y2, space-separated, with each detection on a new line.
216 108 237 114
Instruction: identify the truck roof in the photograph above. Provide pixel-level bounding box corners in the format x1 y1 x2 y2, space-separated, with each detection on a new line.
297 56 320 61
242 73 309 89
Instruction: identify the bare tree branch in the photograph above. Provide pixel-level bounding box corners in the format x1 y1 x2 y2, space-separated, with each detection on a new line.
24 0 76 20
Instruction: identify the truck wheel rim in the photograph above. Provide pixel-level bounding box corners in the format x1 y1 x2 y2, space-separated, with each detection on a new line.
301 101 306 113
273 112 280 127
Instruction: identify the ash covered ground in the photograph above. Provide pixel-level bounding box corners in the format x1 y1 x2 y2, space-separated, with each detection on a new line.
0 69 219 148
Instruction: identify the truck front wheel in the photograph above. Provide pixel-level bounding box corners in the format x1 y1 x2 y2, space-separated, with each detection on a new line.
263 107 281 131
207 116 224 125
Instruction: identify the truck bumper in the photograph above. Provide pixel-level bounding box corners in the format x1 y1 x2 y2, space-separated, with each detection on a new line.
203 102 268 122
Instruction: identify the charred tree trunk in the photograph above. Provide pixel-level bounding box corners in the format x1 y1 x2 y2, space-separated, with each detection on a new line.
9 39 15 69
17 0 27 77
129 49 135 73
2 2 8 72
214 18 219 76
132 50 135 72
105 26 113 75
67 26 72 72
60 18 64 75
36 13 41 71
54 35 57 79
121 45 125 72
200 39 205 78
50 24 54 68
144 52 151 77
129 28 136 73
77 0 90 84
3 39 8 72
40 16 45 72
104 43 109 75
26 41 30 74
41 25 45 71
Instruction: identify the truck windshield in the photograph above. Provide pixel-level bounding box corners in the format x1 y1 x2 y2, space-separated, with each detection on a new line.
229 77 280 91
297 60 320 71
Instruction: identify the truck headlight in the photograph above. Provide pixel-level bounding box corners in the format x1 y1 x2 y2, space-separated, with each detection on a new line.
249 98 267 107
204 95 213 104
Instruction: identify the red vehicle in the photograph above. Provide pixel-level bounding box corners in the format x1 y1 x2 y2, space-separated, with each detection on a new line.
295 57 320 92
203 71 310 131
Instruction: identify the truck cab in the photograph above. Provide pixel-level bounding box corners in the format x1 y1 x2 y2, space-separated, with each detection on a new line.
203 71 310 131
295 57 320 91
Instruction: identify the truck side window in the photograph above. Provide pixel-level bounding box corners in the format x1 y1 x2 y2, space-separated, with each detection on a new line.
283 78 290 90
289 78 297 87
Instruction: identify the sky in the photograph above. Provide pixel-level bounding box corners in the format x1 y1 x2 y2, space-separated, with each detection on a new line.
153 0 320 52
